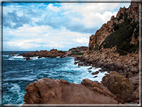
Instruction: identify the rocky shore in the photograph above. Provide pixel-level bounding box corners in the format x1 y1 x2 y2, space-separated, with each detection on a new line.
72 47 139 103
23 71 139 104
75 47 139 78
22 1 140 105
23 78 123 104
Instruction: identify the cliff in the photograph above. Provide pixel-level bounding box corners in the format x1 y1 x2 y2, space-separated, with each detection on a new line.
89 2 139 54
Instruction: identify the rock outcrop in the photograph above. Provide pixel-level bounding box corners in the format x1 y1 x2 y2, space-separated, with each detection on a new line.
24 78 123 104
19 49 67 59
8 52 17 56
89 2 139 52
102 71 134 102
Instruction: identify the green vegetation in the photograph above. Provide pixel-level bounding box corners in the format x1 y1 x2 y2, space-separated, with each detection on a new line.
71 53 84 55
94 44 99 51
58 51 65 53
117 13 123 21
89 46 93 50
99 21 139 55
134 25 139 38
113 22 119 31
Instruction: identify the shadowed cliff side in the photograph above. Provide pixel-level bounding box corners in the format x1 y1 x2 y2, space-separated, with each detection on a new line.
89 2 139 54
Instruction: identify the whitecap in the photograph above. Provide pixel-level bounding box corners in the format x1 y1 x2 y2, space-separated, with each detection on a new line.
3 55 9 57
3 76 36 82
8 54 25 60
9 84 20 93
30 56 38 60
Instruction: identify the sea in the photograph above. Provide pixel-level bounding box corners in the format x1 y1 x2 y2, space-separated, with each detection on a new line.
2 51 108 104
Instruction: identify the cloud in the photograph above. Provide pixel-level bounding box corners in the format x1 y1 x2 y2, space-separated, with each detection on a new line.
2 2 131 51
3 10 31 28
73 36 89 44
3 2 122 33
3 24 90 51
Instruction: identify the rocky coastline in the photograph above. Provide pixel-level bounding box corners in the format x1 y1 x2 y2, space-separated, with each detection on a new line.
22 1 140 105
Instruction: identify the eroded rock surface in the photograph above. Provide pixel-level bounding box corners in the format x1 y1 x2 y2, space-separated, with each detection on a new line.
102 71 134 102
24 78 123 104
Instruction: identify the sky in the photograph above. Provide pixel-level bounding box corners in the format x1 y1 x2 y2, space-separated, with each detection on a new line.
2 0 131 51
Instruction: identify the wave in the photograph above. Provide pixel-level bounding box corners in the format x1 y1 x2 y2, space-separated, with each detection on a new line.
3 76 36 82
3 55 9 57
3 83 25 104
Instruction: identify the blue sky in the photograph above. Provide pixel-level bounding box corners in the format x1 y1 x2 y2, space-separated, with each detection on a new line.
2 0 131 51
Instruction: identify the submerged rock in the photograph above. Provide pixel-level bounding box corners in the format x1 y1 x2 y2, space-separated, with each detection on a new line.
24 78 122 104
91 71 99 75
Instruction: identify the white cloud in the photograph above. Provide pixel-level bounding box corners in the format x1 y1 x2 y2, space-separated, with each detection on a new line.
7 39 43 49
3 2 131 51
73 36 89 45
46 4 60 12
96 11 118 23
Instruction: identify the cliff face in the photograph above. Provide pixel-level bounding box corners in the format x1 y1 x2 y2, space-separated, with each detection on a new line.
89 2 139 52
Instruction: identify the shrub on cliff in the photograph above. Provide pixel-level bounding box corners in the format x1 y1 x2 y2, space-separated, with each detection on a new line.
99 21 139 55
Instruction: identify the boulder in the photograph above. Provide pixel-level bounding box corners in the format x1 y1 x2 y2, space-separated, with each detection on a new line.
91 71 99 75
24 78 121 104
78 62 84 66
88 70 91 73
38 56 42 59
102 71 134 102
74 62 78 65
93 76 98 78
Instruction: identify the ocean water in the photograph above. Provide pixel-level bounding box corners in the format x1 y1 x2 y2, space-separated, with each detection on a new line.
2 51 108 104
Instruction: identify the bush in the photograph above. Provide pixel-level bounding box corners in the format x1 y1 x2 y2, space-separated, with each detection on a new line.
117 13 123 21
116 50 127 56
99 21 139 54
114 24 119 30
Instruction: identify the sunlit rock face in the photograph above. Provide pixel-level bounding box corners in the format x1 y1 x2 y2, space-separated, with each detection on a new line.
23 78 123 104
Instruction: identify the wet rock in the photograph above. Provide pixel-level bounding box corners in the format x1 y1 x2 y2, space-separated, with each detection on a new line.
88 70 91 73
87 67 92 70
99 69 103 72
60 54 65 58
91 71 99 75
9 52 17 56
74 62 78 65
38 56 42 59
78 62 84 66
24 78 120 104
102 71 134 102
93 76 98 78
26 57 31 60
